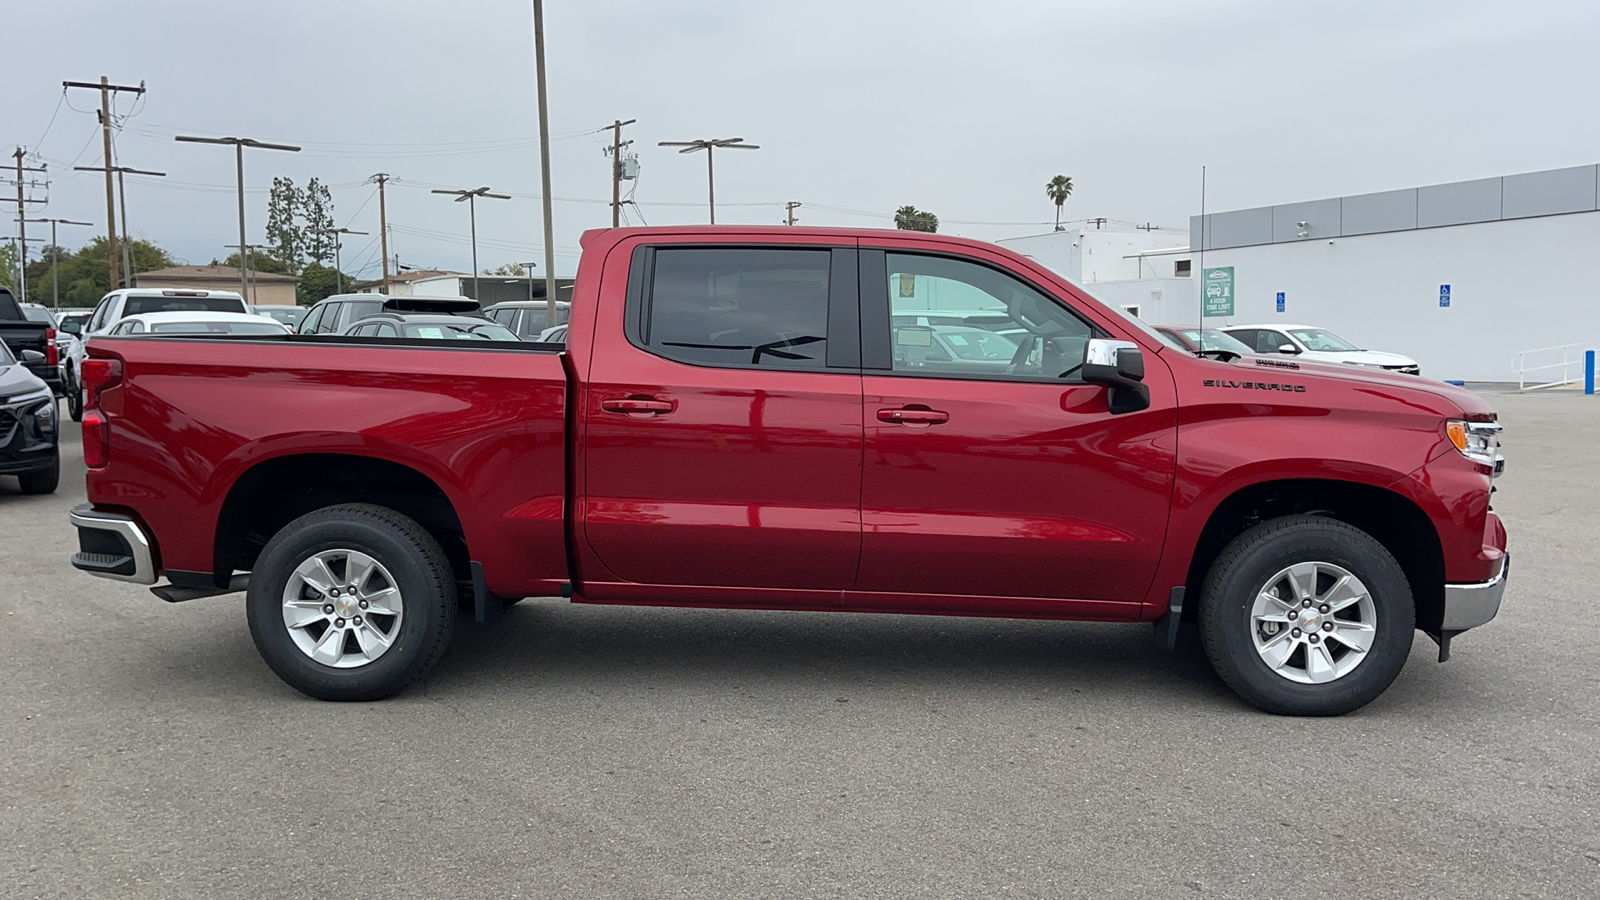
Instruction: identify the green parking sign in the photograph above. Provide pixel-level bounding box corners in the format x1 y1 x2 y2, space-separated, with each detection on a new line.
1203 266 1235 317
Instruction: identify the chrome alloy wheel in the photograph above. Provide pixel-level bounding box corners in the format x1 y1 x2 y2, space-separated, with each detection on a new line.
281 549 404 668
1250 561 1377 684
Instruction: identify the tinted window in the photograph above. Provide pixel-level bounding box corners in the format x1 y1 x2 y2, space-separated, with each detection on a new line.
374 322 399 338
88 297 113 332
22 307 56 325
885 253 1093 381
298 304 325 334
124 295 248 316
343 301 383 329
645 248 830 369
315 303 344 334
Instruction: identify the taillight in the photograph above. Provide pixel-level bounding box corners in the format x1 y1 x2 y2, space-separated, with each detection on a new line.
81 358 122 411
82 410 109 468
45 328 58 367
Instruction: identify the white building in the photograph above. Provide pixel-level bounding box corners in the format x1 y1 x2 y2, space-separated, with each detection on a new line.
998 224 1196 323
1189 164 1600 383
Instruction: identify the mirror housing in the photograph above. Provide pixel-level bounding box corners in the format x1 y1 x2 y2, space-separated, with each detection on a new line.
1082 339 1151 414
1278 343 1301 355
59 320 82 335
20 349 46 363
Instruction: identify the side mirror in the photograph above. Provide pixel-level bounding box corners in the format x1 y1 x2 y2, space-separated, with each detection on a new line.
1278 344 1301 355
1082 339 1151 415
20 349 46 363
59 320 82 335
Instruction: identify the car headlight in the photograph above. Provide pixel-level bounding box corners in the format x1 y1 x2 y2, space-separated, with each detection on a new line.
1447 419 1503 475
33 397 56 434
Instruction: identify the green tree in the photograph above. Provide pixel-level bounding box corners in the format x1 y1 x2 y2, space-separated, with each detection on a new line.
296 261 345 305
484 262 532 276
1045 175 1074 231
265 177 303 271
893 205 939 233
302 178 337 265
220 250 294 275
263 176 338 272
36 237 176 306
0 241 19 292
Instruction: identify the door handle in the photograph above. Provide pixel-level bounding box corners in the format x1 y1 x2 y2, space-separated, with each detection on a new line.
601 397 677 416
877 406 949 426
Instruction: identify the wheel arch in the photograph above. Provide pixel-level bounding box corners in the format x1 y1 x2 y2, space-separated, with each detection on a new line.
213 452 470 590
1181 478 1445 632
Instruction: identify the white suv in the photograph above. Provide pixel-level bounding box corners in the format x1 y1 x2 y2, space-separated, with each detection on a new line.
1221 323 1422 376
64 289 248 420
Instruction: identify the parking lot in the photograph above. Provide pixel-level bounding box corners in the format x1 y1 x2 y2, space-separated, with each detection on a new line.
0 390 1594 898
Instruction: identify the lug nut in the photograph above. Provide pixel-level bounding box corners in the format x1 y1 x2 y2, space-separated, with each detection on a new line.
1309 634 1320 644
1291 628 1302 638
329 588 340 598
1287 610 1298 620
1319 603 1331 614
352 616 363 626
322 604 335 614
358 600 368 610
1323 622 1334 632
1302 599 1313 608
334 618 346 628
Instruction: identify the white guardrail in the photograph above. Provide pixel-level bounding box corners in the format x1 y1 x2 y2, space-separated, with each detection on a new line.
1515 341 1596 391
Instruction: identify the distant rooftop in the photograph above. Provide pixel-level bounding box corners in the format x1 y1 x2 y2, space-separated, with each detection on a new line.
349 269 467 291
136 265 299 284
1191 163 1600 252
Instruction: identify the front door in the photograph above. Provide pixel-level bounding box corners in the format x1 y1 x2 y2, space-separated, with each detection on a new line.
582 242 864 593
851 246 1176 613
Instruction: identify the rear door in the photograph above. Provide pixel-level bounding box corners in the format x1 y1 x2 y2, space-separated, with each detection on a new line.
580 240 864 595
850 243 1177 614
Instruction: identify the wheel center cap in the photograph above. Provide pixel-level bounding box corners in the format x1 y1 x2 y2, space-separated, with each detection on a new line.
1301 612 1320 632
337 596 359 618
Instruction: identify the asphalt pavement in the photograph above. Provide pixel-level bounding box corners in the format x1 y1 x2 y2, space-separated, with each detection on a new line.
1 392 1595 899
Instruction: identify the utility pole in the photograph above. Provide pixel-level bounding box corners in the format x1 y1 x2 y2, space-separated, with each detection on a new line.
24 218 92 308
73 164 164 288
431 187 509 302
173 135 300 299
785 202 801 226
11 148 48 304
371 173 392 294
606 118 637 227
532 0 559 328
224 243 269 305
658 138 760 225
313 227 367 294
63 77 145 291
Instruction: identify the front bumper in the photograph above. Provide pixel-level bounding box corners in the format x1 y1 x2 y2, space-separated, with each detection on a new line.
1442 552 1509 631
68 504 157 585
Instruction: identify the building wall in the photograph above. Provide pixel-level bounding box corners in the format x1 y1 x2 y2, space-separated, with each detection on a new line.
134 275 296 305
999 228 1189 285
1189 210 1600 382
1081 277 1198 325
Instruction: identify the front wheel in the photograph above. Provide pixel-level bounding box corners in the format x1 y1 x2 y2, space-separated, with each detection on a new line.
1199 516 1415 716
17 450 60 494
247 503 457 701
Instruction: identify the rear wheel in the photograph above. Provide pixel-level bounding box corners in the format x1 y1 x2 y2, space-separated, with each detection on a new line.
1199 516 1414 716
247 503 456 701
17 450 60 494
66 369 83 423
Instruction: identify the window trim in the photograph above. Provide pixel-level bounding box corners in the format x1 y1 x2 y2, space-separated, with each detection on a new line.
859 248 1104 384
622 243 862 374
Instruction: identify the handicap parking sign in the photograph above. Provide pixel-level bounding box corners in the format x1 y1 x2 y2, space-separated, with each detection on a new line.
1275 292 1285 313
1439 284 1450 308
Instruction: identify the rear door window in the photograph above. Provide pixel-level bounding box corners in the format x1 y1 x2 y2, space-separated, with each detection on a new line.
123 295 248 316
298 304 325 334
640 248 833 369
315 303 344 334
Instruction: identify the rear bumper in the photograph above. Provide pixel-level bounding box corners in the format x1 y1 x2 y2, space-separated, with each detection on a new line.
68 504 157 585
1441 552 1509 631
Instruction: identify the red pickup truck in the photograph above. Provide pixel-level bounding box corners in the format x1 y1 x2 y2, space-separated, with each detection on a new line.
68 226 1509 715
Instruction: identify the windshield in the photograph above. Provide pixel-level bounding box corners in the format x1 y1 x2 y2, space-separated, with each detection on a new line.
21 307 56 326
257 308 308 327
1179 328 1254 355
150 321 288 334
125 295 248 316
1287 328 1360 352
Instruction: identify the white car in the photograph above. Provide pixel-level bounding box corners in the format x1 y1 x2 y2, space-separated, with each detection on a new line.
104 311 291 337
1221 323 1421 376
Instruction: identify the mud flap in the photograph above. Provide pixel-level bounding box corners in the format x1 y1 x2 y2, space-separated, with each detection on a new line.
1154 587 1184 650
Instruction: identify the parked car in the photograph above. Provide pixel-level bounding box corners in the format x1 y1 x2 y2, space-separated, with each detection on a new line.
1222 324 1422 375
68 226 1508 716
483 300 570 340
1154 325 1258 360
342 313 519 341
0 335 59 494
0 288 62 397
295 293 388 335
105 312 292 336
537 323 568 343
892 324 1019 372
253 304 309 330
18 303 79 394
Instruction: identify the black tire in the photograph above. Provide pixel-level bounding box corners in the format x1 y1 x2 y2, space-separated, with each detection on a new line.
1199 515 1415 716
247 503 457 701
66 370 82 423
17 450 60 495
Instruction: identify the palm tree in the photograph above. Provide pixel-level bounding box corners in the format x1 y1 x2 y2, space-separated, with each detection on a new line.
1045 175 1074 231
894 205 939 233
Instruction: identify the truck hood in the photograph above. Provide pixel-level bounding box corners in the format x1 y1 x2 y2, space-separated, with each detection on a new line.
1207 353 1496 419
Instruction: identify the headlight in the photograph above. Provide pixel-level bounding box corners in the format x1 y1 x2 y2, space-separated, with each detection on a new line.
1447 419 1503 475
33 398 56 434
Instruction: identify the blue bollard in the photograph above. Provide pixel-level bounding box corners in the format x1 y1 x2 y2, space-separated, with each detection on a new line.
1587 350 1595 395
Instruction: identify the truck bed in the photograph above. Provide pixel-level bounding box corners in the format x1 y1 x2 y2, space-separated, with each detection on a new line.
86 334 571 599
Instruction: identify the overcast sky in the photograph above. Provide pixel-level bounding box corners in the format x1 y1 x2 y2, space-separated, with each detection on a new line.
7 0 1597 278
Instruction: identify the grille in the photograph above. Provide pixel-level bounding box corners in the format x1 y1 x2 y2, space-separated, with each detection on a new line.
0 407 19 448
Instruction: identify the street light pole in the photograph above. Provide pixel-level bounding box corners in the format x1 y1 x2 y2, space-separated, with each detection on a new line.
313 227 368 295
173 135 300 299
24 218 93 307
519 261 539 305
658 138 760 225
431 187 509 303
73 164 164 287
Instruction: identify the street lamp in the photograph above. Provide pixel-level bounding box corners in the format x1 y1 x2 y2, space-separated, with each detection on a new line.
23 218 92 307
518 261 539 305
657 138 760 224
431 187 509 302
173 135 301 299
313 227 368 295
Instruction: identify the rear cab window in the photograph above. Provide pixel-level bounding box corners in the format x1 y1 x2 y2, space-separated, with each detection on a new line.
124 294 248 316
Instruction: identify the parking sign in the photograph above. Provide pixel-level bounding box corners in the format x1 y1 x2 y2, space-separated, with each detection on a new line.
1275 291 1285 313
1203 267 1235 317
1439 284 1451 308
